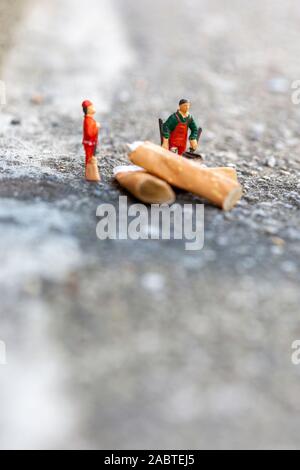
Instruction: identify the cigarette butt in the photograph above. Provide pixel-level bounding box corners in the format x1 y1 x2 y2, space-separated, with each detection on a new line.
210 167 238 182
128 142 242 211
187 162 238 181
114 165 176 204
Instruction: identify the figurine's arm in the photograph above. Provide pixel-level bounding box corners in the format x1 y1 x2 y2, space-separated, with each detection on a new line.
189 116 199 150
162 114 177 149
162 137 169 150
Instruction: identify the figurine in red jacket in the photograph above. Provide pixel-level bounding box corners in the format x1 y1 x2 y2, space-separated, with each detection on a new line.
82 100 101 182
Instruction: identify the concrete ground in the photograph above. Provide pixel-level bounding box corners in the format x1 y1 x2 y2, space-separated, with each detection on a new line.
0 0 299 450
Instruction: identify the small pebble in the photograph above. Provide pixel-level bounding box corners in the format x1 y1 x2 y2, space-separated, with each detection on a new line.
31 94 44 105
266 156 276 168
141 272 166 293
10 119 21 126
271 237 285 246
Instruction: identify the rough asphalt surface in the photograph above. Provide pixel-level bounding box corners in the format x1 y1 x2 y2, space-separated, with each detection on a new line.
0 0 300 450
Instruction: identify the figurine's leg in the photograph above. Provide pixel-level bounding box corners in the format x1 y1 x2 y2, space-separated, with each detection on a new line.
179 145 187 155
85 145 101 182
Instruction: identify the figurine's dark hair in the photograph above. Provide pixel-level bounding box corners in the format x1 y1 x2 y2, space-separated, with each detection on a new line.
179 99 190 106
83 105 88 115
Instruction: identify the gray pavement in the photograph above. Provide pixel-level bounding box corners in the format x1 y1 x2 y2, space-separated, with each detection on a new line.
0 0 300 450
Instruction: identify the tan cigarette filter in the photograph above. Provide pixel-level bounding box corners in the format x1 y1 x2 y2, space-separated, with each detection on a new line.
175 163 238 182
210 167 238 182
176 161 238 182
128 142 242 211
114 165 176 204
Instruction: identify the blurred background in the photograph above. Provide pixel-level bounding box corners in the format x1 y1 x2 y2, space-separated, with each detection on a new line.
0 0 299 450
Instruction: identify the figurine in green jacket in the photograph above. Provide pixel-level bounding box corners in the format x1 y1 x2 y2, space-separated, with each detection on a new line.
162 99 199 155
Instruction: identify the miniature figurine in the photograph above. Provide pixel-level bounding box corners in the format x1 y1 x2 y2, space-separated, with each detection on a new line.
160 99 202 158
82 100 101 182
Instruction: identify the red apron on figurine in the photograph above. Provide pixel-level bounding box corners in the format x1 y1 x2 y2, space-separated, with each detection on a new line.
169 113 191 155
